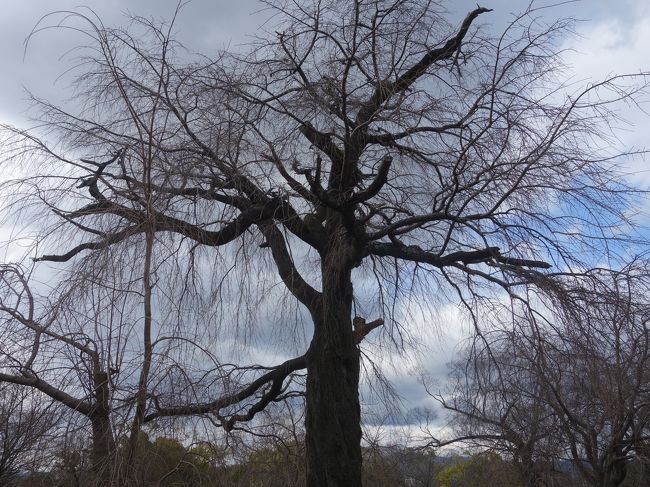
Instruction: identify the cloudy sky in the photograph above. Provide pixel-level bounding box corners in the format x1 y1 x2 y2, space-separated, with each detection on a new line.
1 0 650 439
1 0 649 127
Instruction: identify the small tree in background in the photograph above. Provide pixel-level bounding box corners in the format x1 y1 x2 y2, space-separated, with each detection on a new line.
440 264 650 487
0 384 58 484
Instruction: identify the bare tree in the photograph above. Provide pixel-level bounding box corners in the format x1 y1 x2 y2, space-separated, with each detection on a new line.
436 340 562 487
0 263 138 483
0 255 248 485
440 264 650 487
534 267 650 487
0 264 117 476
0 384 59 484
1 1 649 485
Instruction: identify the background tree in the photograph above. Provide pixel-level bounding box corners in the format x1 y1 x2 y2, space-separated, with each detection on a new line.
436 339 562 487
1 1 649 486
534 267 650 487
0 384 59 484
440 264 650 487
0 264 120 481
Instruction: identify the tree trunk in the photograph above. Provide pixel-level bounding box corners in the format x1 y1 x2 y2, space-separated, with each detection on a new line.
305 234 363 487
603 460 627 487
90 371 115 486
90 412 114 485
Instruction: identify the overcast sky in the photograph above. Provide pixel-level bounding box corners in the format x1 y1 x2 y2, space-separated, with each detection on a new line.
1 0 650 438
2 0 649 126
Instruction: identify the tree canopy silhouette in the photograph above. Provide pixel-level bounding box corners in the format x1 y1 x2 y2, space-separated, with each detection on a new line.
1 1 648 485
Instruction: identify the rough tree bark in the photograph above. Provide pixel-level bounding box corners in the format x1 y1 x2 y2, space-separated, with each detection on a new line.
306 217 363 485
90 370 115 484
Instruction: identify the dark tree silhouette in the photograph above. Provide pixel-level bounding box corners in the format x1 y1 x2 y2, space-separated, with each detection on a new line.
1 1 648 485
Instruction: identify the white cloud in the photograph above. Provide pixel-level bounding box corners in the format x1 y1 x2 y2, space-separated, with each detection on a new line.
562 14 650 181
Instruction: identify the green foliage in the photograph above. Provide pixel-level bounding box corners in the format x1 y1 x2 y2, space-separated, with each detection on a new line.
11 434 610 486
134 436 222 486
239 440 305 487
436 452 522 487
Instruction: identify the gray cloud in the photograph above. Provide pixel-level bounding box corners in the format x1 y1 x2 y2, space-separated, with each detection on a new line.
2 1 646 125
